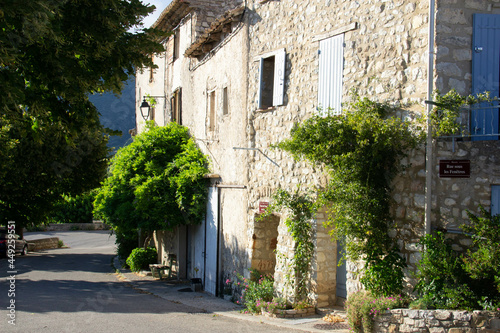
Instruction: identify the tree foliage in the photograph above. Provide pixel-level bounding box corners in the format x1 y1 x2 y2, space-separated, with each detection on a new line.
94 123 209 247
0 0 165 231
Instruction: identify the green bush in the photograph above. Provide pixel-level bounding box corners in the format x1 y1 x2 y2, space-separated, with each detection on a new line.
414 232 476 310
463 207 500 294
94 123 209 248
126 247 157 272
345 291 405 333
361 248 406 297
50 191 95 224
116 229 138 260
234 270 275 313
413 226 500 311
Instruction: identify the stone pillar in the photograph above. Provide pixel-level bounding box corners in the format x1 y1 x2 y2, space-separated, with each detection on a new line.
313 210 338 307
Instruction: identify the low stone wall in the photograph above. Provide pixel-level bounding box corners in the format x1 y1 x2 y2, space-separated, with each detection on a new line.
26 221 109 232
27 237 60 251
374 309 500 333
261 307 316 319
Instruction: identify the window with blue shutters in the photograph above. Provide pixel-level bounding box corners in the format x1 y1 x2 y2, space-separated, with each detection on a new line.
472 14 500 140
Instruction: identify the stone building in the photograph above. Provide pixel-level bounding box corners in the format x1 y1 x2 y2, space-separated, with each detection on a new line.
135 0 500 307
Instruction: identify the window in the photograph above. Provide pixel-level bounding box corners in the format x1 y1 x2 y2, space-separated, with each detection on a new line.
174 30 180 61
257 48 286 109
492 185 500 216
171 88 181 124
208 90 216 131
222 87 229 115
318 34 344 116
168 30 180 63
149 55 155 82
472 14 500 140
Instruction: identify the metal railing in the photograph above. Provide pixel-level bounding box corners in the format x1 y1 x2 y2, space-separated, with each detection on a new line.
435 104 500 140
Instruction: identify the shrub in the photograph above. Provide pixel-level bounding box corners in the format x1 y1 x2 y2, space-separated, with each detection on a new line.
126 247 157 272
234 270 275 313
463 207 500 294
50 191 95 224
116 229 138 259
361 248 406 297
413 226 500 311
414 232 476 310
93 123 209 249
345 291 405 333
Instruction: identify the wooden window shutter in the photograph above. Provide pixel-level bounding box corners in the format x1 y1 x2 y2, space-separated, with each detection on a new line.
273 49 286 106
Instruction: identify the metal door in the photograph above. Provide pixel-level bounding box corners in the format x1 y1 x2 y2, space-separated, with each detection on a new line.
336 241 347 299
472 14 500 140
191 220 205 282
492 185 500 216
204 186 218 295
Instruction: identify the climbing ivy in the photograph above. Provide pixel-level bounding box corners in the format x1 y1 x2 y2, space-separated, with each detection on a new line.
274 96 425 296
430 89 495 137
261 188 315 301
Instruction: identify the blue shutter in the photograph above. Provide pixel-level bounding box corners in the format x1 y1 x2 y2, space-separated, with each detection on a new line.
492 185 500 216
472 14 500 140
318 34 344 116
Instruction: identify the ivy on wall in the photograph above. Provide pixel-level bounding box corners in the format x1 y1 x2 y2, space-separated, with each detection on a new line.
273 96 425 297
261 188 315 301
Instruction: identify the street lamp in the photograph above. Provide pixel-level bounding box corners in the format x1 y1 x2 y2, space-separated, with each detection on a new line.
140 95 166 121
140 98 150 121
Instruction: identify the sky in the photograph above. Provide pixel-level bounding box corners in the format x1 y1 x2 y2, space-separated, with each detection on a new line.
141 0 172 28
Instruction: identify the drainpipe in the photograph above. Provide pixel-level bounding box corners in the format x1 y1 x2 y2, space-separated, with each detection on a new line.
425 0 436 235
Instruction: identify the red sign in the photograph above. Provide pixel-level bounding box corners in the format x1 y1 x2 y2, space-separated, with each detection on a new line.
259 201 269 214
439 160 470 178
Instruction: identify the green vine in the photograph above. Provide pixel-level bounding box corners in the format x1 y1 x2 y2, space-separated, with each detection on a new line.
430 89 495 137
274 96 425 297
261 188 315 301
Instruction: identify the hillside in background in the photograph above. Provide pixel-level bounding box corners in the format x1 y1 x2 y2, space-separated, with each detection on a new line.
89 77 135 152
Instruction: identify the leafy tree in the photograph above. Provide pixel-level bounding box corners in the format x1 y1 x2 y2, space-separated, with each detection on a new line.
94 123 209 253
0 0 165 233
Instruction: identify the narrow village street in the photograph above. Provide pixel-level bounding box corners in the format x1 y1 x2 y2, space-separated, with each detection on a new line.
0 231 340 332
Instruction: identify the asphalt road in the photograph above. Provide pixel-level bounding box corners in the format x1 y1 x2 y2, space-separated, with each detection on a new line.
0 231 301 333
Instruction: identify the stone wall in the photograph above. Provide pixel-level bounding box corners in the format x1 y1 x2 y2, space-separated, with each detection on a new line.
245 0 430 304
251 214 279 275
373 309 500 333
27 237 60 251
434 140 500 231
432 0 500 249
